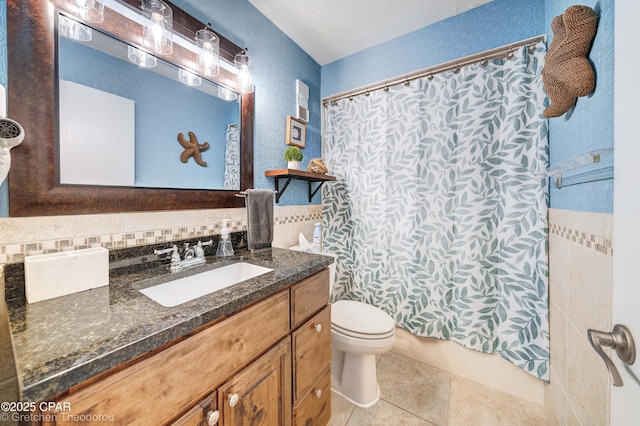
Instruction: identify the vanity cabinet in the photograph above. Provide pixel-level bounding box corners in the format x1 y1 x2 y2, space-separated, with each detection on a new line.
290 270 332 425
37 268 331 426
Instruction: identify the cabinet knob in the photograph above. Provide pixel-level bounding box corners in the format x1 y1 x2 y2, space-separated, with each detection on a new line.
206 410 220 425
314 323 322 333
228 393 239 407
314 389 323 398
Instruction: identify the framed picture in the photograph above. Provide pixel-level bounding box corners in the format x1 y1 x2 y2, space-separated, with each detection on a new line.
286 115 306 148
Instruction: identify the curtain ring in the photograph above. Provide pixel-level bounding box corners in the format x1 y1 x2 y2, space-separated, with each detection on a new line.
453 67 461 74
427 74 434 81
404 80 410 86
480 58 489 67
384 86 389 92
365 91 370 96
507 50 515 60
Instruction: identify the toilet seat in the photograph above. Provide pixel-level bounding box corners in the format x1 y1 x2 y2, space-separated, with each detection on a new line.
331 300 396 339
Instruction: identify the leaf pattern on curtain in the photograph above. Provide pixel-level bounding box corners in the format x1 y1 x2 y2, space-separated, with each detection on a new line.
224 124 240 190
323 45 549 380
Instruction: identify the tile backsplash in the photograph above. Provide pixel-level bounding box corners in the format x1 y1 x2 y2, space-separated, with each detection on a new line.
0 205 322 265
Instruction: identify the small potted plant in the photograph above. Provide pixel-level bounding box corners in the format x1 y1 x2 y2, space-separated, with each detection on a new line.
284 146 303 170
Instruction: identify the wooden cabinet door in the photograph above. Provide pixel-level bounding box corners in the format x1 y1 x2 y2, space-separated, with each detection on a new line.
293 368 331 426
171 391 219 426
291 306 331 403
290 269 329 329
218 338 292 426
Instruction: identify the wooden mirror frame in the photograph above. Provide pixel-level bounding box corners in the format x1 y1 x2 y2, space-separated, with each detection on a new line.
7 0 253 217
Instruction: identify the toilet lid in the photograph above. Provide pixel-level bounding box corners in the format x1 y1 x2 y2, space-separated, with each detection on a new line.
332 300 396 338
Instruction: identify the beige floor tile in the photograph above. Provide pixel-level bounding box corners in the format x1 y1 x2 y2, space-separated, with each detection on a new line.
377 352 450 424
347 399 435 425
328 391 355 426
448 376 545 426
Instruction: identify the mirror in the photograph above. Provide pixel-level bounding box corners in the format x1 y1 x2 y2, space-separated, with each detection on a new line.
58 18 241 190
7 0 254 216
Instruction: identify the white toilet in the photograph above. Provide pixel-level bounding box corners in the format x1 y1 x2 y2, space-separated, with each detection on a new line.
328 258 396 407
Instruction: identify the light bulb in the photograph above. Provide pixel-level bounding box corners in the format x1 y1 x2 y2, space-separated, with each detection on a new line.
239 65 252 91
234 52 254 94
150 12 165 53
59 0 103 23
142 0 173 55
196 28 219 77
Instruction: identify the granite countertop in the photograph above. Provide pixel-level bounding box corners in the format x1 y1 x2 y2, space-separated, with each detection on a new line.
4 247 333 402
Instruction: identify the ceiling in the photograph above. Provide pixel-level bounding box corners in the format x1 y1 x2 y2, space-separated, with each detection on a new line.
248 0 494 65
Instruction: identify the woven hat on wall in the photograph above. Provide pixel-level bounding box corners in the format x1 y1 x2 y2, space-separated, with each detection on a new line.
542 5 598 118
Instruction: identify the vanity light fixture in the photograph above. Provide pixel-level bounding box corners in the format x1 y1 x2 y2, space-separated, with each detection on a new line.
141 0 173 56
234 49 254 94
55 0 104 23
178 69 202 87
127 45 157 68
59 14 93 41
218 86 238 102
196 25 220 77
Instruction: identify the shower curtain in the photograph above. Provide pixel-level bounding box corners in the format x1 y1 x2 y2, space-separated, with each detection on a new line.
323 44 549 379
223 123 240 190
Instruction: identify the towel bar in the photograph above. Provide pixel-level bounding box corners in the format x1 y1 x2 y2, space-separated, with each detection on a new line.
235 190 278 198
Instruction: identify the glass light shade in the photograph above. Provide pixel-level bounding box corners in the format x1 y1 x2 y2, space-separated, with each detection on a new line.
218 86 238 102
234 52 254 94
127 46 157 68
196 28 220 77
141 0 173 55
178 69 202 87
58 0 104 23
59 14 92 41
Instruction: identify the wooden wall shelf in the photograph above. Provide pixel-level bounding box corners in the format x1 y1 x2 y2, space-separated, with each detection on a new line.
265 169 336 203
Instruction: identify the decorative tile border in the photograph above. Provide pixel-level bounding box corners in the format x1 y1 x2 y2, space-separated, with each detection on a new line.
275 212 321 226
549 223 613 256
0 223 244 265
0 212 322 265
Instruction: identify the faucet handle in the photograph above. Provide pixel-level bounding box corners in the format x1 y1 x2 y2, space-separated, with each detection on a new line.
154 246 175 256
195 240 213 258
155 245 181 264
199 239 213 247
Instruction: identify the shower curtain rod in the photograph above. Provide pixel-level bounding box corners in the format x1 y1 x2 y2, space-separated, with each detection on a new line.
322 34 546 104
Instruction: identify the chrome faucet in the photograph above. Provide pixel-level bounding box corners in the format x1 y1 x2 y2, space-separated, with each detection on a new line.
154 240 213 272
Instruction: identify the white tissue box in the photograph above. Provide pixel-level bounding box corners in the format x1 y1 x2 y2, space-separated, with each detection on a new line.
289 243 320 254
24 247 109 303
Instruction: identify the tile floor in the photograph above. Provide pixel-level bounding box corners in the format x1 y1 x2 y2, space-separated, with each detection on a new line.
328 351 545 426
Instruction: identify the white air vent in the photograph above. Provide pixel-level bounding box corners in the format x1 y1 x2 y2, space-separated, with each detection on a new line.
296 79 309 123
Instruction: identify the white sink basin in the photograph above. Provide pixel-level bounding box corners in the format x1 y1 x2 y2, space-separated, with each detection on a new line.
139 262 273 307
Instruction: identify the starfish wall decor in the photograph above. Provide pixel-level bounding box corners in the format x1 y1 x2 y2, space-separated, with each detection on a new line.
177 131 210 167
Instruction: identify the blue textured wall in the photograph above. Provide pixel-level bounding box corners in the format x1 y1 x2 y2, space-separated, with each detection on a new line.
321 0 545 98
173 0 322 205
545 0 614 213
0 0 615 213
